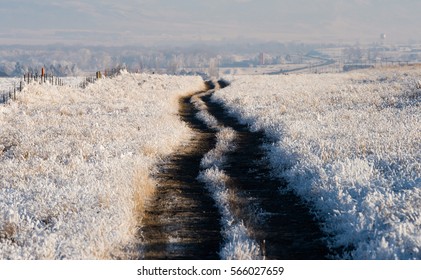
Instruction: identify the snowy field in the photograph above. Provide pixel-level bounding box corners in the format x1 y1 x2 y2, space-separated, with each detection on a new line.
0 78 22 93
0 72 204 259
213 67 421 259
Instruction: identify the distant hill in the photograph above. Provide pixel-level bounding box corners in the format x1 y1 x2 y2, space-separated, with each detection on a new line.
0 70 8 77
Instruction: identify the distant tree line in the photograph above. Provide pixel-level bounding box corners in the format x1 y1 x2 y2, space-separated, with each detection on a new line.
0 43 323 77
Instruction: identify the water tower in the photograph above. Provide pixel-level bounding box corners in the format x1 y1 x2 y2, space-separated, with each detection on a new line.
380 33 386 45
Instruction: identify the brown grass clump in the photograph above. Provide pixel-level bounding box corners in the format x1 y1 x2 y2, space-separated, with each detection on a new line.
0 222 18 242
132 169 156 221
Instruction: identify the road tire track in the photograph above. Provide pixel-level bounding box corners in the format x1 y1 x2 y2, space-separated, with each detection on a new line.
139 90 222 260
201 85 329 260
140 81 330 260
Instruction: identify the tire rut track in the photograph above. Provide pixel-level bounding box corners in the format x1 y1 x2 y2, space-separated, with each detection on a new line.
201 87 329 260
140 82 330 260
139 91 222 260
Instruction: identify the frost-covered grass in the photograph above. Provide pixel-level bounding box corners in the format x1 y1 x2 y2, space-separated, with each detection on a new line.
213 67 421 259
0 72 204 259
198 167 262 260
191 92 219 129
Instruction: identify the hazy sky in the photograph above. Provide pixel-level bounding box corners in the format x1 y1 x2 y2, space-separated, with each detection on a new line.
1 0 420 45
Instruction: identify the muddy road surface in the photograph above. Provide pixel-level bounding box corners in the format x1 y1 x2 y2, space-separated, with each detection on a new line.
139 92 221 260
140 82 329 259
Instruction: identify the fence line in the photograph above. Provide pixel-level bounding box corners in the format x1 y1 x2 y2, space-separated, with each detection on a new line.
23 72 65 86
1 82 23 104
1 71 65 105
1 66 127 105
79 66 126 88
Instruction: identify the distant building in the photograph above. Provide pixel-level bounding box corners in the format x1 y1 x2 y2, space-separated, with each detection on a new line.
259 52 265 65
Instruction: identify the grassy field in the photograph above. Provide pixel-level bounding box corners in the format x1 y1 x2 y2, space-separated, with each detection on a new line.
0 73 204 259
214 66 420 259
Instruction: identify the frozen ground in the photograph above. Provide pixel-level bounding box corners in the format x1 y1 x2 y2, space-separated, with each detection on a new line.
0 72 204 259
213 67 421 259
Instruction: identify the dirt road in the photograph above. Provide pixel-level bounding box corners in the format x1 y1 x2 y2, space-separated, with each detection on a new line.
140 82 329 259
139 92 221 260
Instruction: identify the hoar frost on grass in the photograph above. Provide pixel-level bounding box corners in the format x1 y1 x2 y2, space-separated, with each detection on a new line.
191 92 219 129
0 72 204 259
213 67 421 259
198 167 262 260
194 94 262 260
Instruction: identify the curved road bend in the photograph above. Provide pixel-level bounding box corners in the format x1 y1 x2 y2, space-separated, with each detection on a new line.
139 81 330 260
